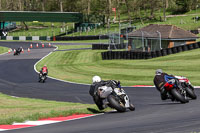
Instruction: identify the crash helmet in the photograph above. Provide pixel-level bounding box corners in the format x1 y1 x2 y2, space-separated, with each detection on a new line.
92 76 101 83
44 64 47 67
155 69 163 75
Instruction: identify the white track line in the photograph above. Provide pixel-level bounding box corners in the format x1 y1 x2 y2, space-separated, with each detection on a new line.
33 46 90 86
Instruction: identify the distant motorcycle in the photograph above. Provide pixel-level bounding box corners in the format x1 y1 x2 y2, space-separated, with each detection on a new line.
38 72 47 83
175 76 197 99
97 85 135 112
14 48 22 56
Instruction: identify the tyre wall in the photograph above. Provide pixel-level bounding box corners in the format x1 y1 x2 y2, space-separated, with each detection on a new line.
101 42 200 60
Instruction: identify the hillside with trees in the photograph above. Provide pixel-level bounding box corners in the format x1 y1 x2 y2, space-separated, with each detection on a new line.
0 0 199 23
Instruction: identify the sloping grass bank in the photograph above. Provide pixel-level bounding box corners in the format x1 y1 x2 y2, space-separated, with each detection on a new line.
37 45 200 86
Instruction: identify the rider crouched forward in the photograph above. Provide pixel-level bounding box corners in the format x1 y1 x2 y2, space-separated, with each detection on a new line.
154 69 177 100
89 76 121 110
39 65 48 80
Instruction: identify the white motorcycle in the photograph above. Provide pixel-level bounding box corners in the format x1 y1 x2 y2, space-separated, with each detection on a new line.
97 86 135 112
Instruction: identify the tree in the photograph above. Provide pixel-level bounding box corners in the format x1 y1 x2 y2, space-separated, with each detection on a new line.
124 0 131 23
87 0 91 15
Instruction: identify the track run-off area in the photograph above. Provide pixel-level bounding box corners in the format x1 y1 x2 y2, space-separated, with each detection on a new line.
0 41 199 133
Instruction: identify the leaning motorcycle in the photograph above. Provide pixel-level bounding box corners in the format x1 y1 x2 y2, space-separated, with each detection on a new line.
165 79 189 103
14 49 21 56
38 72 47 83
175 76 197 99
97 86 135 112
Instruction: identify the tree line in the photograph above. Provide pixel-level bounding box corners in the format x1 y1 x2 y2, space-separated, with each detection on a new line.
0 0 200 23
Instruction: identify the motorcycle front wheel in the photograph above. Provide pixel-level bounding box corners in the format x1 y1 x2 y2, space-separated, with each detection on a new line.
171 88 188 104
107 94 126 112
129 103 135 111
185 87 197 99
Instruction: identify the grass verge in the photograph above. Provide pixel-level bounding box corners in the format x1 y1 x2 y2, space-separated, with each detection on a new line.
37 45 200 86
0 93 103 125
0 46 9 54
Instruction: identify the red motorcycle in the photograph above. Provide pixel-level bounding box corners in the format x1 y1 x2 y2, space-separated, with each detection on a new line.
164 78 189 103
175 76 197 100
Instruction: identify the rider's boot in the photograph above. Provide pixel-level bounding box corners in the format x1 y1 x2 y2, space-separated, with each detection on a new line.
160 87 168 100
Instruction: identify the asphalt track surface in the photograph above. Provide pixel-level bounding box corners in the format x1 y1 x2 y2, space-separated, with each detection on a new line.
0 42 200 133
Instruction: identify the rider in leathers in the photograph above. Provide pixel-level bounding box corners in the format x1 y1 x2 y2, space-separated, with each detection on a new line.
154 69 177 100
89 76 121 110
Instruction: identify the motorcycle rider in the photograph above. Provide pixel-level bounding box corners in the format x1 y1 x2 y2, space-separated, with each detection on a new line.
39 65 48 79
89 75 121 110
153 69 177 100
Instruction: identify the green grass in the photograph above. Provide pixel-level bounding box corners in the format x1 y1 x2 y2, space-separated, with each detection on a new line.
0 46 9 54
0 93 103 125
57 45 92 50
37 45 200 86
42 39 109 44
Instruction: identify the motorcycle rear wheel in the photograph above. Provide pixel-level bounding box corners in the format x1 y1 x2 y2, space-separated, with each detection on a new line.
107 94 126 112
171 88 188 104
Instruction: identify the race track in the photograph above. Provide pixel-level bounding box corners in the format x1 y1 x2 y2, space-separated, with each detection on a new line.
0 42 200 133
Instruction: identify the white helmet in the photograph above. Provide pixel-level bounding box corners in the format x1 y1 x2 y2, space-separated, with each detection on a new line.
155 69 163 75
92 76 101 83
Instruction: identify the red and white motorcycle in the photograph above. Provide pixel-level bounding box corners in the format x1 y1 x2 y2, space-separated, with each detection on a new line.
175 76 197 99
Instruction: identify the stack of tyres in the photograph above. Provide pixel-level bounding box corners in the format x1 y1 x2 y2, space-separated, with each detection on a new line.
172 47 177 54
111 51 115 59
138 52 142 59
108 51 112 60
120 51 124 59
176 46 182 53
151 51 157 58
127 51 131 59
117 51 121 59
181 45 188 51
130 51 134 59
145 52 152 59
156 50 162 57
133 52 137 59
167 48 172 55
114 51 118 59
193 43 199 49
101 52 105 60
104 52 108 60
161 49 167 56
123 51 127 59
187 44 194 50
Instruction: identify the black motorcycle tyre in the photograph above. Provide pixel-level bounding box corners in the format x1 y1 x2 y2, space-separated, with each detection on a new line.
171 88 188 103
107 94 126 112
129 103 135 111
185 87 197 99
